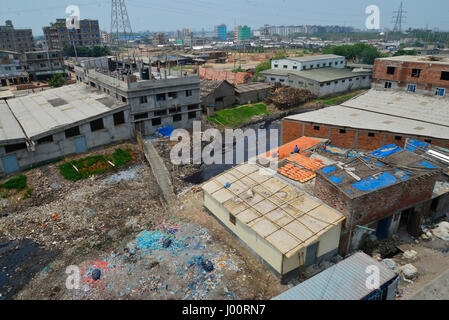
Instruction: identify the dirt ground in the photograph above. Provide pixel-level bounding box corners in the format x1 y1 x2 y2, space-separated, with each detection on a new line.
0 142 286 300
393 228 449 299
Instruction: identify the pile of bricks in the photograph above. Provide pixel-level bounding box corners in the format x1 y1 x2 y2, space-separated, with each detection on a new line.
278 163 316 183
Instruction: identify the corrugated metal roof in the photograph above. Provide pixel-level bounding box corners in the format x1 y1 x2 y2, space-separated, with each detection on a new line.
235 82 272 93
272 252 397 300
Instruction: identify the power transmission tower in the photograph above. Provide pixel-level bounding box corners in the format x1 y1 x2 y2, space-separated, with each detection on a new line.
110 0 133 44
392 1 407 32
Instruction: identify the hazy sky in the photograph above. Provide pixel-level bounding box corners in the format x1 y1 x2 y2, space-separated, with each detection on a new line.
1 0 448 35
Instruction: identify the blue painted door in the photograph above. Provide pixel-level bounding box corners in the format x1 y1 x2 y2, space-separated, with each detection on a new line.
1 154 20 174
74 136 87 153
376 216 392 240
305 242 319 266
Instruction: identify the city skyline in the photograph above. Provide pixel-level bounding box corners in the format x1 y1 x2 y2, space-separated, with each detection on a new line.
1 0 449 36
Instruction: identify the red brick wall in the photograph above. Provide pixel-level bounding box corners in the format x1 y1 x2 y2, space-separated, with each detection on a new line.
282 119 449 150
314 172 438 231
329 128 357 149
373 59 449 91
355 131 384 150
282 120 303 145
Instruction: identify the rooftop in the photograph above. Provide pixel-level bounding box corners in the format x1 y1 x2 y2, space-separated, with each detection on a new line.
234 82 272 93
284 90 449 140
202 163 345 258
316 144 439 198
376 55 449 65
283 54 344 63
342 90 449 128
0 100 26 143
272 251 397 300
200 79 230 98
261 67 370 83
5 84 126 140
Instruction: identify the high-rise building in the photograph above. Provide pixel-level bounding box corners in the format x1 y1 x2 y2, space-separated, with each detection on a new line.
0 20 34 52
234 25 251 43
43 18 101 50
215 24 227 41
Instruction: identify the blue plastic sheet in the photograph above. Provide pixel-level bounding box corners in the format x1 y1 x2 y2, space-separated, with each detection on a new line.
157 125 174 138
370 145 402 158
352 172 397 191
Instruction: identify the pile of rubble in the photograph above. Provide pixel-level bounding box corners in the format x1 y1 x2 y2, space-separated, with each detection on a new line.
265 85 317 110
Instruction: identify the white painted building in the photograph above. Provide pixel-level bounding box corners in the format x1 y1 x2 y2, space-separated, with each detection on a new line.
271 54 345 72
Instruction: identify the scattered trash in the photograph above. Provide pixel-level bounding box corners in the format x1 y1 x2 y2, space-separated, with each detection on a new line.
432 221 449 241
162 238 172 248
92 269 101 281
403 250 418 260
51 213 58 221
400 264 418 280
224 182 231 189
382 259 398 272
201 259 214 272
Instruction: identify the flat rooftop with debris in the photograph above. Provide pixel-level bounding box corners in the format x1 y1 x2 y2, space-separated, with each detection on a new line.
316 144 440 199
5 84 127 140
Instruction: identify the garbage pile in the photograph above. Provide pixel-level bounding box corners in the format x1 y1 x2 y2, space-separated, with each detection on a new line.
265 85 317 110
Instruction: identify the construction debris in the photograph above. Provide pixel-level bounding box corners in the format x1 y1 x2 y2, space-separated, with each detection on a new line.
265 85 317 110
400 264 419 280
432 221 449 241
403 250 418 261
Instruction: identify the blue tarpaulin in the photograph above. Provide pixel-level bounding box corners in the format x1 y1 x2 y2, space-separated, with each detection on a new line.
406 139 430 153
157 125 174 137
321 166 336 174
370 145 402 158
352 172 397 191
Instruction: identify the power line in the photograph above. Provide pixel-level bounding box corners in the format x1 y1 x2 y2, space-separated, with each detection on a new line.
392 1 407 32
111 0 133 44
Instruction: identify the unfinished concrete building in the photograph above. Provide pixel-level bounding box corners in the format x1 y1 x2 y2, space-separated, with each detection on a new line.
313 144 440 256
0 84 131 175
75 64 201 136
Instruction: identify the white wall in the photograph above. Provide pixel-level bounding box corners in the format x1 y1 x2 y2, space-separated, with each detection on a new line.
272 57 346 71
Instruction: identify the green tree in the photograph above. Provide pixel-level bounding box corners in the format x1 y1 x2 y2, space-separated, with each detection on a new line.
48 73 65 88
323 43 384 64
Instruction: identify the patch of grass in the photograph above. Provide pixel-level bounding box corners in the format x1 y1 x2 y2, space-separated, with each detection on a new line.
1 175 27 190
58 148 135 182
210 103 270 128
0 175 31 199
